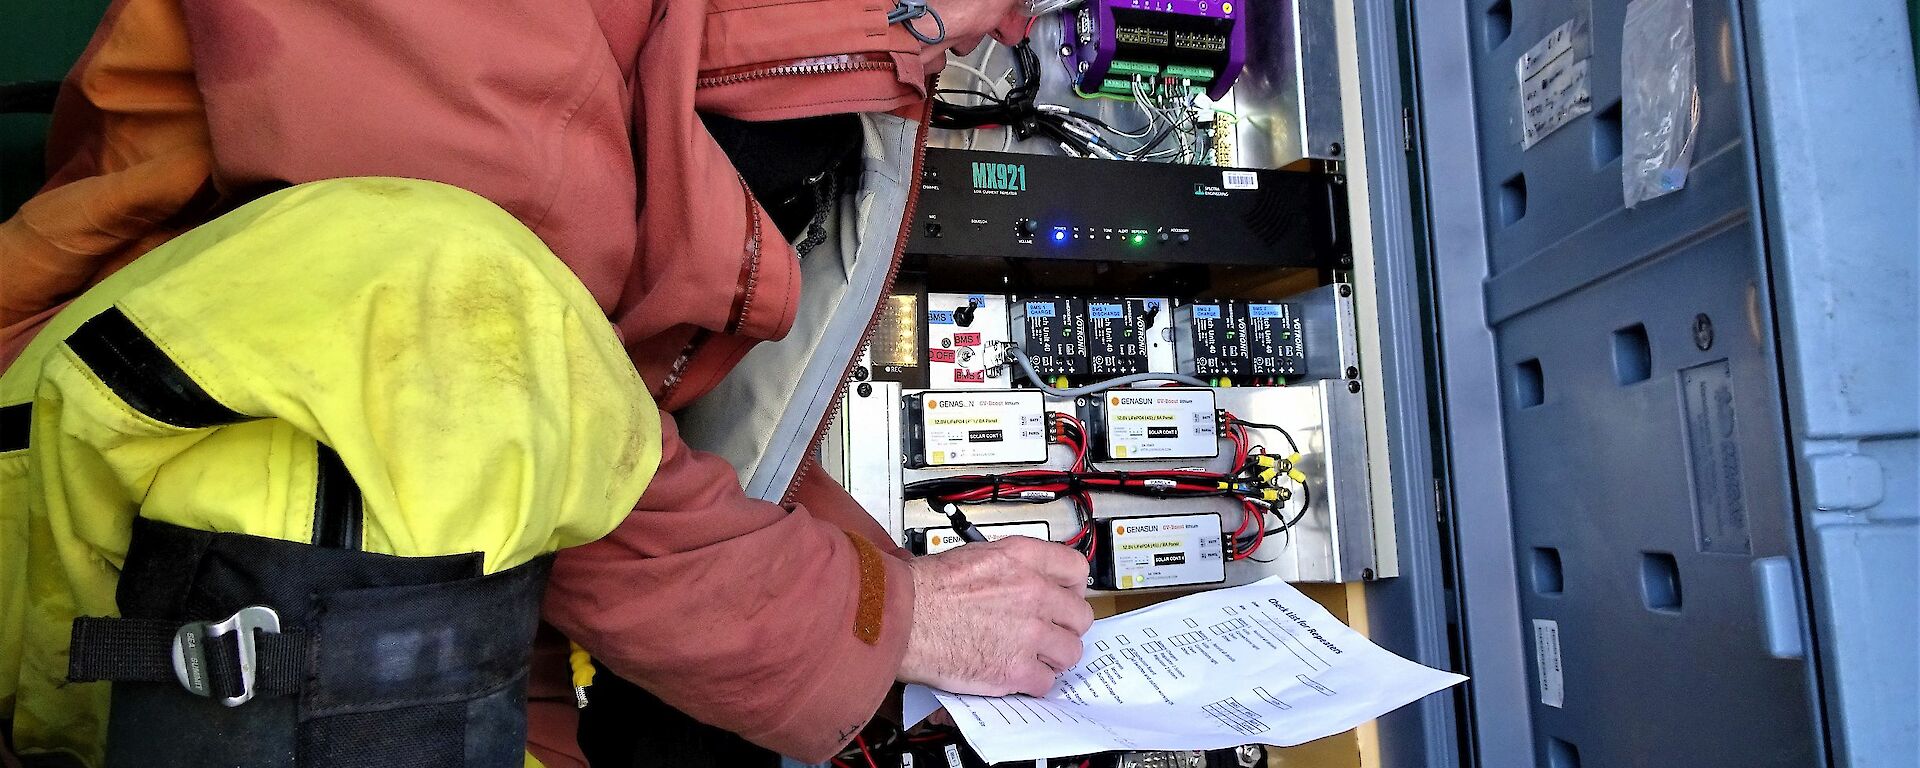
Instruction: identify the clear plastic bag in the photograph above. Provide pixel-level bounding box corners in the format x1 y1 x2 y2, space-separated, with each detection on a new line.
1621 0 1699 207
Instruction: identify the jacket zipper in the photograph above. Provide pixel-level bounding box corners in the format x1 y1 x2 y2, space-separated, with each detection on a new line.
696 54 895 89
313 443 363 549
778 96 932 506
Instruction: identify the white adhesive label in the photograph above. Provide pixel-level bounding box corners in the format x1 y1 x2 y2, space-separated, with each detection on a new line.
1107 514 1225 589
943 744 964 768
1101 388 1219 460
1532 618 1565 708
918 521 1052 555
915 390 1048 466
1518 17 1593 148
1222 170 1259 190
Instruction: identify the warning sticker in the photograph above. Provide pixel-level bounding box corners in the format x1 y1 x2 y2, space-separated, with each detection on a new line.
1532 619 1565 708
1518 16 1593 148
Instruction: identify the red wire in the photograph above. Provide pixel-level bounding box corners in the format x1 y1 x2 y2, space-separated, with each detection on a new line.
856 735 878 768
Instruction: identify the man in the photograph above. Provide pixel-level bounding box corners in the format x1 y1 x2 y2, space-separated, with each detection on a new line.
0 0 1093 764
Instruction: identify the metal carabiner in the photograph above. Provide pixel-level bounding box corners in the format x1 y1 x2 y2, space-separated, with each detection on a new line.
886 0 946 45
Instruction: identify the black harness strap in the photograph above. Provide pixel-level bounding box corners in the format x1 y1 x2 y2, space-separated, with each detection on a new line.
69 617 309 700
67 519 548 768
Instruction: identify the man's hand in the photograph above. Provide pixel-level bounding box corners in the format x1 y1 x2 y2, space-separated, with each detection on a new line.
898 536 1096 696
912 0 1029 71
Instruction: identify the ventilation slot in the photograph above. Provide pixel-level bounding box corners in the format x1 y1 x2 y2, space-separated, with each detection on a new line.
1514 357 1545 408
1593 101 1623 165
1612 323 1652 384
1546 736 1581 768
1532 547 1564 595
1484 0 1514 50
1640 552 1683 613
1498 173 1528 227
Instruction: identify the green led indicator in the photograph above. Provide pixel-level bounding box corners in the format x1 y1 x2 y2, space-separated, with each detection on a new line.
1131 234 1145 244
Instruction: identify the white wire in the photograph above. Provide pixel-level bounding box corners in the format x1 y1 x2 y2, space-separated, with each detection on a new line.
945 58 1002 97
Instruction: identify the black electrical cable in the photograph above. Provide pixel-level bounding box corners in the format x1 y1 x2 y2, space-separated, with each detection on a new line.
1224 417 1301 454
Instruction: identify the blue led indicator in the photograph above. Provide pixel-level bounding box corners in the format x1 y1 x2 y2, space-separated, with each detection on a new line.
1052 228 1068 241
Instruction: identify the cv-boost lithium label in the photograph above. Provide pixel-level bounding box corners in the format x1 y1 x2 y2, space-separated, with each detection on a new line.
1096 388 1219 460
1093 513 1226 590
908 521 1053 555
908 390 1049 467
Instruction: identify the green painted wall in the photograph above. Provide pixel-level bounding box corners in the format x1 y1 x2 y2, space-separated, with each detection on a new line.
1 0 111 217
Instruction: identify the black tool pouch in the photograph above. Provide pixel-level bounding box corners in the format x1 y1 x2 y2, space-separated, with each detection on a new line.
66 518 550 768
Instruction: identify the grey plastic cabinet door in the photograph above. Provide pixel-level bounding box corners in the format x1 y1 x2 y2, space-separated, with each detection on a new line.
1429 0 1830 765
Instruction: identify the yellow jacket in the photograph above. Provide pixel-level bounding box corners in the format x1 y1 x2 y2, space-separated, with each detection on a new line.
0 178 661 764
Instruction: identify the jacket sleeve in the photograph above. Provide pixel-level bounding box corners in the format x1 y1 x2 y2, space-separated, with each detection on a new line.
791 461 912 561
0 0 212 355
543 413 916 763
176 0 640 312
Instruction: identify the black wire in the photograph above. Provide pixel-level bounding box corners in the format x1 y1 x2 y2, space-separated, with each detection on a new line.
1226 417 1301 454
934 88 1004 103
1284 481 1313 529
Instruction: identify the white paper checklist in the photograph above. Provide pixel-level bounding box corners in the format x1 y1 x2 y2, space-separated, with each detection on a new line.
906 577 1467 763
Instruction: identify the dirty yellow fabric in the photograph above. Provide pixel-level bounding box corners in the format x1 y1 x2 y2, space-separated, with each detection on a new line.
0 178 661 764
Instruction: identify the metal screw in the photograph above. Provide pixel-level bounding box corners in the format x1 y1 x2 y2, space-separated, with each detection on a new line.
1345 366 1359 379
856 382 873 398
1076 397 1089 407
1329 142 1343 156
1693 313 1715 351
1347 380 1361 393
852 365 870 381
1338 284 1353 297
1362 568 1376 581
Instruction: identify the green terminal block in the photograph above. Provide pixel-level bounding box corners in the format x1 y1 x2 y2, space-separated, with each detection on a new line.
1162 64 1216 82
1106 59 1161 78
1098 78 1136 96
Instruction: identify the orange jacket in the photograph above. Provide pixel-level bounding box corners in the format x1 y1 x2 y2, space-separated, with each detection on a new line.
0 0 1016 763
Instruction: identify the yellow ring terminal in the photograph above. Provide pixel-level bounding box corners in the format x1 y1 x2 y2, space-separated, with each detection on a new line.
1288 469 1308 483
